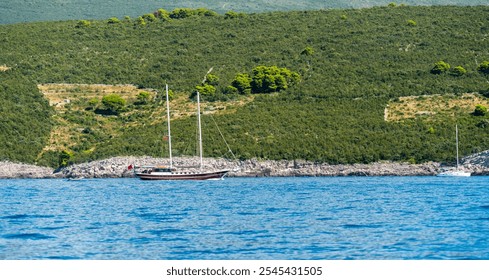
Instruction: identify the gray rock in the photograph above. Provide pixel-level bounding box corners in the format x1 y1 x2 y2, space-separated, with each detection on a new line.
2 150 489 179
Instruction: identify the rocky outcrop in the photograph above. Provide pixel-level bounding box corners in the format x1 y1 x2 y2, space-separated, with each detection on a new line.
2 153 488 179
461 150 489 175
49 157 442 178
0 161 58 179
235 159 440 177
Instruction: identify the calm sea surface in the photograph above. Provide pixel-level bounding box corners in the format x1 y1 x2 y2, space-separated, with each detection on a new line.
1 176 488 260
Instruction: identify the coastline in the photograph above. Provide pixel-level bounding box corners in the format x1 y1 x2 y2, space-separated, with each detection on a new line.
2 152 488 179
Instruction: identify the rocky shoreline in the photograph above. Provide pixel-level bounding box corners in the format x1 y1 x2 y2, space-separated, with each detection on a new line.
2 152 489 179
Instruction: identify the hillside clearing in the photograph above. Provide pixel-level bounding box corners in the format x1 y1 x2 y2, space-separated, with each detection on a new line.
385 93 489 122
37 83 254 159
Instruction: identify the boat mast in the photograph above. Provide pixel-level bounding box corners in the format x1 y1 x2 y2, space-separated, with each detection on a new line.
166 84 173 169
195 67 213 171
455 124 459 171
197 91 203 170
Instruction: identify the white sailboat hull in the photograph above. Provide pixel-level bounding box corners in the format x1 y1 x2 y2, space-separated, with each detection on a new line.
436 170 471 177
135 169 230 180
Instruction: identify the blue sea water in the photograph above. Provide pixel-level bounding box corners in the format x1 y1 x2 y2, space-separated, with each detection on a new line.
0 176 488 260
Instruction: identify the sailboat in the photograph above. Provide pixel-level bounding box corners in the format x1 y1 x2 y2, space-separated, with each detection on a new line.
436 124 471 177
133 85 230 180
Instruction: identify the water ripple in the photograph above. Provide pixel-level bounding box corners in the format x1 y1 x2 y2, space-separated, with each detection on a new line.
3 233 55 240
1 177 489 259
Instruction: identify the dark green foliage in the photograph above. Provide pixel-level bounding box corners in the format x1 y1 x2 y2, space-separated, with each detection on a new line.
76 20 91 28
225 11 246 19
473 104 487 116
478 61 489 75
0 70 53 164
1 6 489 167
169 8 217 19
135 91 151 105
107 17 121 24
451 66 467 77
156 9 171 21
59 150 74 167
301 46 315 56
101 94 126 114
142 13 157 22
231 73 252 95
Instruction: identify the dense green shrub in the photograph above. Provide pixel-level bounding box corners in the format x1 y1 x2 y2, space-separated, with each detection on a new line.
135 91 151 105
473 104 487 116
107 17 121 24
431 61 451 74
76 20 91 28
250 66 300 93
101 94 126 114
451 66 467 77
478 61 489 75
406 19 417 26
231 73 252 95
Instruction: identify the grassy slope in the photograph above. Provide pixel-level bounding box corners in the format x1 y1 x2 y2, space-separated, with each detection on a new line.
0 0 487 24
1 6 489 167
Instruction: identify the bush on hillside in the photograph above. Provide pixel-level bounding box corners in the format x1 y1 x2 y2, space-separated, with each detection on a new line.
101 94 126 114
473 104 487 116
431 61 451 74
478 61 489 75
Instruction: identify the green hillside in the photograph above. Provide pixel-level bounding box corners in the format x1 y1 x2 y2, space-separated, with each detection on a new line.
0 0 487 24
1 6 489 167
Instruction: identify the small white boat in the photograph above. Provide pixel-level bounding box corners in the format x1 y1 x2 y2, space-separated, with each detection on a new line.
436 125 471 177
436 169 471 177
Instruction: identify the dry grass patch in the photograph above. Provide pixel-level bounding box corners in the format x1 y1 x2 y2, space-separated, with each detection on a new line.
38 83 156 110
385 93 489 122
0 65 10 72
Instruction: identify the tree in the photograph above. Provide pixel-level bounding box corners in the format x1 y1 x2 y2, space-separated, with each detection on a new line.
430 60 450 74
451 66 467 76
195 84 216 98
102 94 126 114
473 104 487 116
156 9 171 21
250 65 301 93
136 16 146 26
225 11 239 19
223 85 239 95
107 17 120 24
195 8 218 17
59 150 74 167
231 73 252 95
170 8 194 19
407 19 417 26
76 20 91 28
478 61 489 75
142 13 156 22
205 73 219 86
135 91 151 105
